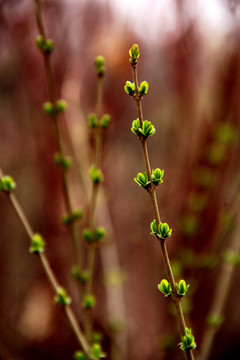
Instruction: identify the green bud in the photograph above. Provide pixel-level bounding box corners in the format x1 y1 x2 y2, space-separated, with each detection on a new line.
90 343 106 359
82 294 96 310
176 280 190 297
92 332 103 344
29 233 45 254
223 249 240 266
62 209 83 226
74 351 87 360
206 313 224 328
89 166 103 184
215 122 238 147
138 81 149 96
151 168 164 186
88 113 98 128
95 56 105 77
0 176 16 193
150 219 158 235
54 287 71 307
158 222 172 240
131 118 141 136
44 38 54 53
43 101 55 116
129 44 140 66
100 114 111 129
179 328 196 352
36 35 45 50
95 227 106 242
83 228 94 244
134 172 150 189
124 81 135 96
54 153 72 171
139 120 155 138
207 142 226 165
56 99 67 114
158 279 172 297
129 44 140 59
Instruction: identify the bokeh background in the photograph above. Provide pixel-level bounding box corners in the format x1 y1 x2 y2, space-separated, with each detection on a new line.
1 0 240 359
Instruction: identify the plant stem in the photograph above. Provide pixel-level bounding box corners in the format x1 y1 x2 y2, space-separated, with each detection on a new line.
0 168 90 355
33 0 82 270
132 66 195 360
200 209 240 360
84 73 104 342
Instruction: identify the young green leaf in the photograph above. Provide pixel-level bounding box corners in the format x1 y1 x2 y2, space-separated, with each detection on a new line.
158 222 172 240
151 168 164 186
150 219 158 235
124 81 135 96
138 81 149 96
54 287 71 307
139 120 155 138
179 328 196 351
134 172 150 189
0 176 16 193
29 233 45 254
131 118 141 136
158 279 172 297
176 280 190 297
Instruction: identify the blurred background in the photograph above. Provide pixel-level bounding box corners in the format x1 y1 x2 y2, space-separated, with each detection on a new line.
1 0 240 359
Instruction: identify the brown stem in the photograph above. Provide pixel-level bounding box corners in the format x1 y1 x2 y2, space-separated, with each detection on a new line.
0 172 90 355
131 65 195 360
34 0 81 269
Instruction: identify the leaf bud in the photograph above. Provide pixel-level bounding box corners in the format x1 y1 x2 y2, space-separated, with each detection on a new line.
100 114 111 129
124 81 135 96
88 113 98 128
0 175 16 193
89 166 103 185
179 328 196 352
158 222 172 240
54 153 72 171
54 287 71 307
29 233 45 254
56 99 67 114
74 351 87 360
95 56 105 77
176 280 190 297
151 168 164 186
43 101 55 116
82 294 96 310
158 279 172 297
138 81 149 96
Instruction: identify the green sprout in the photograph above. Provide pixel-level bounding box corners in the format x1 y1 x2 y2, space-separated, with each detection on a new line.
158 279 172 297
124 81 135 96
138 81 149 96
89 166 103 185
131 119 155 138
90 343 106 359
0 176 16 193
54 153 72 171
29 233 45 254
95 56 105 77
179 328 196 352
100 114 111 129
150 220 172 240
54 287 71 307
129 44 140 66
176 280 190 297
88 113 98 128
82 294 96 310
134 172 150 189
151 168 164 186
61 209 83 226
